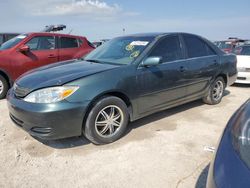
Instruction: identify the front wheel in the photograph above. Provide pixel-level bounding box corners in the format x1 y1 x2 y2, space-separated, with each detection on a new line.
202 77 225 105
84 96 129 145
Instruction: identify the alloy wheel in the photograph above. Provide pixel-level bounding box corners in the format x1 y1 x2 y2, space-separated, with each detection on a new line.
0 80 3 95
95 105 124 138
212 80 224 101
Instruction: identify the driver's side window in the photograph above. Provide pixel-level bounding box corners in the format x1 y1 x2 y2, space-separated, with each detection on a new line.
25 36 55 51
149 35 183 63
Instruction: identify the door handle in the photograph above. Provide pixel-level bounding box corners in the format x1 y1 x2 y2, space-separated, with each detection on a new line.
179 66 187 72
48 54 56 58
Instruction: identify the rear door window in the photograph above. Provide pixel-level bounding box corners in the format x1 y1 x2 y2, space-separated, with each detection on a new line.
183 34 216 58
60 37 78 48
25 36 55 50
149 35 183 62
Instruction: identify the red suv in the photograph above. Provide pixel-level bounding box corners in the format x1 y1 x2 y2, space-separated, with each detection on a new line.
0 32 94 99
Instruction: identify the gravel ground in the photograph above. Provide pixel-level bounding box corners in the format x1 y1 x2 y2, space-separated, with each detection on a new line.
0 84 249 188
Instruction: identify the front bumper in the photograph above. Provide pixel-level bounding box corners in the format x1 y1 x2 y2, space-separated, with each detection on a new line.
7 89 88 140
227 72 237 86
235 71 250 84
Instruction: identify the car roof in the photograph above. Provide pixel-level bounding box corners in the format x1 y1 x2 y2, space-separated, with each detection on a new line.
122 32 201 38
24 32 86 38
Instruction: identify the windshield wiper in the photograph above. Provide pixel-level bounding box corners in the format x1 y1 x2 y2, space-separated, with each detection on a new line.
84 59 102 64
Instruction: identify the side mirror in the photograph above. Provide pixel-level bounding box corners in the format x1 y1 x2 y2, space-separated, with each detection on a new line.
141 56 162 67
19 45 30 53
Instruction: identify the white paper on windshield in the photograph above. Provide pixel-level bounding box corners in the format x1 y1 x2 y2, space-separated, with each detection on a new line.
130 41 149 46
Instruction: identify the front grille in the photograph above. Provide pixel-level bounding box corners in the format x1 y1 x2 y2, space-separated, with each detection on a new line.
13 83 31 98
237 77 246 80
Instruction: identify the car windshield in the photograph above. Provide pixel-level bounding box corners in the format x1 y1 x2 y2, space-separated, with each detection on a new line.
233 46 250 56
0 34 27 50
84 36 155 65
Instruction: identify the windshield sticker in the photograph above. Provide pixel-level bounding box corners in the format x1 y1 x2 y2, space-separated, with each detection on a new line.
130 51 140 58
17 35 26 39
130 41 149 46
125 44 135 51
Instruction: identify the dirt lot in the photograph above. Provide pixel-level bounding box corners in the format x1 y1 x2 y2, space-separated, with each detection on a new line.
0 85 249 188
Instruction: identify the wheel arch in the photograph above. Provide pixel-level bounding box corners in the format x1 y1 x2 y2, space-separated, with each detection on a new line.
217 74 228 86
82 91 133 130
0 69 12 87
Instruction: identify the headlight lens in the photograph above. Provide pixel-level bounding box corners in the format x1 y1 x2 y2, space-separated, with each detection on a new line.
237 67 250 72
237 67 246 72
24 86 79 103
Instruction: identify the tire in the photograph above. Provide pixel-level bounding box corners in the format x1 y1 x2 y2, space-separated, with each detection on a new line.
0 75 9 99
84 96 129 145
202 77 225 105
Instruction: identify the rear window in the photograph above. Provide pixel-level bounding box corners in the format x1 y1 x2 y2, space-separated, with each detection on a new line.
60 37 78 48
87 40 95 48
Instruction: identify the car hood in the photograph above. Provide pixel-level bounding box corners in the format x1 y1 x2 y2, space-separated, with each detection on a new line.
16 59 120 91
237 55 250 68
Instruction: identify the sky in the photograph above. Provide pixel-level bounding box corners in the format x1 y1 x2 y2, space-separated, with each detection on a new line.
1 0 250 41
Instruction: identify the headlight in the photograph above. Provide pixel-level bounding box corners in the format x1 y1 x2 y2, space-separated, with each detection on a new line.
231 100 250 168
237 67 250 72
237 67 246 72
24 86 79 103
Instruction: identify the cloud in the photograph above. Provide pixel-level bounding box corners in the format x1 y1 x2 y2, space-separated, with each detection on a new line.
31 0 121 16
119 16 250 40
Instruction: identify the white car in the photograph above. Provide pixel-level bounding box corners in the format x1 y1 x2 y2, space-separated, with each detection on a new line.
234 45 250 84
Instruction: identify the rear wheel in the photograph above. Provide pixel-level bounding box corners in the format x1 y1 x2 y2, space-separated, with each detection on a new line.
84 96 129 145
0 75 9 99
202 77 225 105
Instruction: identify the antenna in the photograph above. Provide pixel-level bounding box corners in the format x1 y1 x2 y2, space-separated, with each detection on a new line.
68 29 73 34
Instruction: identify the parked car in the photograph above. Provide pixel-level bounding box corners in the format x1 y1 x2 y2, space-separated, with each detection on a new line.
215 38 247 53
216 40 235 53
0 32 94 99
233 45 250 84
245 40 250 45
0 33 19 45
206 99 250 188
7 32 237 144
